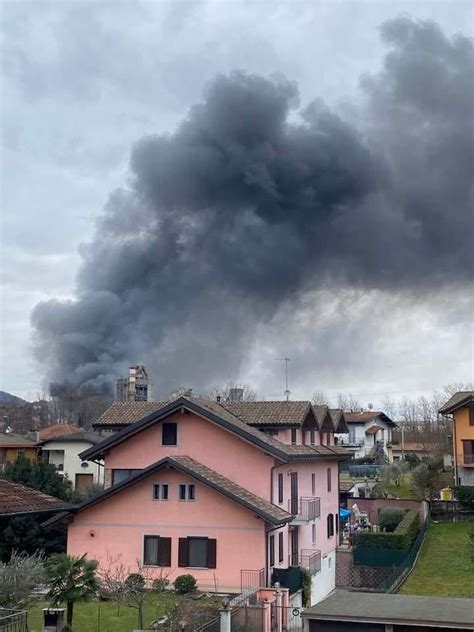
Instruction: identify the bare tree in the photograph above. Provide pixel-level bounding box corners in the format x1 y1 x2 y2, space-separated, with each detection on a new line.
336 393 361 411
206 381 257 402
311 391 329 406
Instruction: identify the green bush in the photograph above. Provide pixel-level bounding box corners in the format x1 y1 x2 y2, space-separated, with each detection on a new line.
300 566 311 607
454 486 474 510
125 573 145 589
356 509 420 551
174 574 196 594
379 507 406 532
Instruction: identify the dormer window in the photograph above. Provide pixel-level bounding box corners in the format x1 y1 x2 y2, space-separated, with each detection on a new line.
291 429 297 444
162 422 177 446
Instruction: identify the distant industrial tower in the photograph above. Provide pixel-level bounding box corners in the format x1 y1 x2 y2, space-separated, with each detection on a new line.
116 365 152 402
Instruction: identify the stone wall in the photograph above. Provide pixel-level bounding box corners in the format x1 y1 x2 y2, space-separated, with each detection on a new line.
335 548 393 590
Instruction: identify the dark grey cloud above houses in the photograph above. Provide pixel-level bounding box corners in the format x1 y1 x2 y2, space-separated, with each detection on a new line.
27 15 474 396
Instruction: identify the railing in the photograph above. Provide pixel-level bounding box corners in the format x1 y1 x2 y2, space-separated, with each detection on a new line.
288 496 320 521
457 453 474 466
240 568 265 592
0 609 28 632
289 549 321 575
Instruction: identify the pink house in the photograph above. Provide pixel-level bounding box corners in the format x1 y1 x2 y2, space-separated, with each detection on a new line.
56 397 349 604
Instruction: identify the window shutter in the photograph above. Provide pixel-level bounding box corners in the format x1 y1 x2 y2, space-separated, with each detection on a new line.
335 514 339 534
178 538 188 567
207 539 217 569
158 537 172 567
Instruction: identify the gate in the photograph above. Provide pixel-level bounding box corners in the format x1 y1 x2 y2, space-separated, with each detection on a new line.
271 604 303 631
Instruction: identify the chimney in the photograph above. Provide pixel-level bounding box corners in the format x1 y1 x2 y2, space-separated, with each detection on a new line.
216 395 221 403
229 388 244 403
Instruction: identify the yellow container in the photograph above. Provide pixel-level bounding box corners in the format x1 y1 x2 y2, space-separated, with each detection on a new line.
440 487 452 501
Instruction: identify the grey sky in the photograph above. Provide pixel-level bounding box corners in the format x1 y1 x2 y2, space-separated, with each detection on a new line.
1 1 473 405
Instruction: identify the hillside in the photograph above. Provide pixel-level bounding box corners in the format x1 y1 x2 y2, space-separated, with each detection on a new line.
0 391 28 405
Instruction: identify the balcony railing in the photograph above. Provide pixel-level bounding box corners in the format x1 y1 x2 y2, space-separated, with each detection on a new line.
288 549 321 575
288 497 320 521
457 453 474 466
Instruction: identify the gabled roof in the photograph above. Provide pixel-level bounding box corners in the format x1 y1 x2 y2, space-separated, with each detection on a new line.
222 401 312 427
344 411 396 427
38 424 80 441
38 431 104 446
0 479 71 516
0 432 37 448
80 397 350 463
49 455 292 527
439 391 474 414
93 402 168 427
328 409 349 433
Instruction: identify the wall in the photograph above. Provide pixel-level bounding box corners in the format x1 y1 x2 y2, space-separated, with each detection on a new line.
104 412 274 499
347 498 427 527
454 406 474 484
311 549 335 604
42 440 104 488
5 447 37 463
67 468 266 592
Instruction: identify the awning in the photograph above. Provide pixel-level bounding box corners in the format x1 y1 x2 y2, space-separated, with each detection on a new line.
339 507 351 518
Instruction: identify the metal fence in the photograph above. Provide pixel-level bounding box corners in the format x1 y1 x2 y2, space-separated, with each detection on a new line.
240 568 265 592
0 609 28 632
231 604 265 631
288 497 320 520
195 615 220 632
271 605 303 631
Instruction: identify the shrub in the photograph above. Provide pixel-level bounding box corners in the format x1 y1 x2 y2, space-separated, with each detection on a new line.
379 507 406 532
454 486 474 510
300 566 311 607
125 573 146 589
152 576 170 592
174 574 196 594
356 509 420 551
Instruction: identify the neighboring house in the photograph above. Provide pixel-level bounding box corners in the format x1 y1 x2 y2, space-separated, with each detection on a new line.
439 391 474 486
0 478 71 518
391 441 433 461
93 402 168 435
37 431 104 491
336 411 396 462
0 432 37 470
301 590 474 630
52 397 350 604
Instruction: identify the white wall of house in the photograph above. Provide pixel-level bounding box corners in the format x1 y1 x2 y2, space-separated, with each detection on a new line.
42 439 104 488
337 418 393 459
311 550 335 605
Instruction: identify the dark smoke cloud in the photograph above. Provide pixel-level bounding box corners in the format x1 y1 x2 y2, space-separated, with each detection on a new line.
31 18 474 395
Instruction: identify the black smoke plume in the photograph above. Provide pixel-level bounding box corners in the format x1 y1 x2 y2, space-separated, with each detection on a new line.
32 18 474 395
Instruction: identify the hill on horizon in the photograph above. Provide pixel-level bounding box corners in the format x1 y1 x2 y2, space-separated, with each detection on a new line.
0 391 28 405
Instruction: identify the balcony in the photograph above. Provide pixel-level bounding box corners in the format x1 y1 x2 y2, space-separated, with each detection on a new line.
288 549 321 575
288 497 320 522
457 453 474 467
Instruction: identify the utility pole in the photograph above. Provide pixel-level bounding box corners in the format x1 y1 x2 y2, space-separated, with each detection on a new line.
278 357 291 401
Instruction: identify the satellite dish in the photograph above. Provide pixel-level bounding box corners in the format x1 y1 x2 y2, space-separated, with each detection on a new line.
368 403 374 410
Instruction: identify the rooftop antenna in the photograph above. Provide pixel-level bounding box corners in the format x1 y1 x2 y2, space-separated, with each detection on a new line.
277 357 291 401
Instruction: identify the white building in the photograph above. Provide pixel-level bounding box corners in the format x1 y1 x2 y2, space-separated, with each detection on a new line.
336 411 396 462
38 431 104 491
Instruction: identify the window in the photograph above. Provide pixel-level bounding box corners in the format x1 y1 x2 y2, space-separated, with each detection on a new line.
153 484 169 500
269 535 275 566
328 556 332 570
262 428 279 436
348 428 356 443
335 514 339 534
327 467 332 492
470 407 474 426
143 535 171 566
312 524 316 544
327 513 334 537
310 430 315 445
162 422 177 446
302 431 306 445
112 469 141 485
278 473 283 504
278 532 284 563
311 473 316 496
179 484 195 501
178 537 216 568
291 429 297 444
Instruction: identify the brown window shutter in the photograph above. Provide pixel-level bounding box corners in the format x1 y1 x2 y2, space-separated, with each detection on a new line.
158 537 172 567
207 539 217 569
178 538 188 567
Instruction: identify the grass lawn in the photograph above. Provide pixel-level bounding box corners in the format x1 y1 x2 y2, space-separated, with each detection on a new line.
374 474 415 500
399 522 474 598
28 591 218 632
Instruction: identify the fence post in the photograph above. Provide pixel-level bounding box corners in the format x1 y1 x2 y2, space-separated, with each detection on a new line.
274 582 283 632
262 600 272 632
219 607 231 632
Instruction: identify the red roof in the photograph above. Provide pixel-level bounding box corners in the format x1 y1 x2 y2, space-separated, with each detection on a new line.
38 423 80 441
0 479 71 516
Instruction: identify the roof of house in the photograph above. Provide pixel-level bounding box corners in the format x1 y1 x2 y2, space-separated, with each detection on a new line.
344 411 396 426
81 397 350 463
222 400 311 426
47 455 292 527
365 424 381 435
439 391 474 414
301 589 474 628
93 402 168 427
38 431 104 446
38 423 81 441
392 441 432 452
0 432 37 448
0 479 71 516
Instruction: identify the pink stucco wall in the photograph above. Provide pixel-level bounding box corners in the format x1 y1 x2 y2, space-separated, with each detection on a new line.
67 469 266 592
104 412 274 499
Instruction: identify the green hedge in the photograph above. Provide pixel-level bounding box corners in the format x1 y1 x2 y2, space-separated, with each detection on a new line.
355 509 420 551
454 486 474 510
